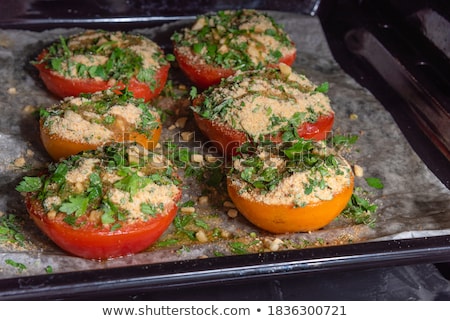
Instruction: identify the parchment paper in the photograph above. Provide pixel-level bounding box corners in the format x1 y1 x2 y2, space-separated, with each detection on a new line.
1 12 449 279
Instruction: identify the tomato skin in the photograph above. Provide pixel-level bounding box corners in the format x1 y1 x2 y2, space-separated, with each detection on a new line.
227 174 354 234
174 46 296 89
193 112 334 156
25 190 181 259
34 50 169 102
193 112 246 156
297 113 335 141
39 118 162 161
269 113 335 143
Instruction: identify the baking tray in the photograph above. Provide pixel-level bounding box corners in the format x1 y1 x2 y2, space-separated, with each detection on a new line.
0 0 449 300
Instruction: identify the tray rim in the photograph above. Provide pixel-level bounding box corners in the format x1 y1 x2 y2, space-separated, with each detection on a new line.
1 234 449 300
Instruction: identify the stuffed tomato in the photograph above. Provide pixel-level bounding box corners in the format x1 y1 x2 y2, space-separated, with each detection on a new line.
39 89 162 161
34 30 170 101
192 65 334 156
172 9 296 88
16 143 182 259
227 140 354 233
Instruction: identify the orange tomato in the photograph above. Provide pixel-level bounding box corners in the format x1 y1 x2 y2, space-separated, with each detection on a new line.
40 118 161 161
226 140 354 233
227 175 354 233
39 90 162 161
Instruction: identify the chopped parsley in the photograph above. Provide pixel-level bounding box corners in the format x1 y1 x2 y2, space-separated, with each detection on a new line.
5 259 27 272
231 140 348 195
341 187 377 227
0 214 26 246
365 177 384 189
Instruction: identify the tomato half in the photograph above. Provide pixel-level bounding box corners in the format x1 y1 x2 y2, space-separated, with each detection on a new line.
174 46 296 89
227 174 354 234
25 191 181 259
40 118 162 161
193 112 334 156
34 50 169 102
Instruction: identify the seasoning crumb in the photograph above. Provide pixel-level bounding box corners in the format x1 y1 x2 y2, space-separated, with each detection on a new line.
269 238 284 251
190 154 203 163
7 87 17 95
349 113 358 120
168 124 176 130
26 149 34 157
198 195 209 205
227 208 238 218
198 254 208 259
195 230 208 243
180 206 195 214
221 230 231 238
175 117 188 128
13 157 26 168
180 131 194 142
353 164 364 177
204 154 219 163
223 201 236 208
23 105 37 114
279 62 292 76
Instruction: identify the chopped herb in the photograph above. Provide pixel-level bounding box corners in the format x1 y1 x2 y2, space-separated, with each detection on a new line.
314 82 329 93
180 200 196 208
228 241 248 254
5 259 27 272
155 239 179 247
341 188 377 227
189 86 198 100
16 177 42 193
59 195 89 217
328 134 359 148
0 214 26 246
365 177 384 189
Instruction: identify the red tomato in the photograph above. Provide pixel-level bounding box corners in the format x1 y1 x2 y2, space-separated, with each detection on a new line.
193 111 334 156
18 143 182 259
34 50 169 102
25 191 181 259
174 46 296 89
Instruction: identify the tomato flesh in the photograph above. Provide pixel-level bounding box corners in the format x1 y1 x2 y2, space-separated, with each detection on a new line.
227 175 354 233
194 112 335 156
34 50 169 101
25 190 181 259
174 46 296 89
